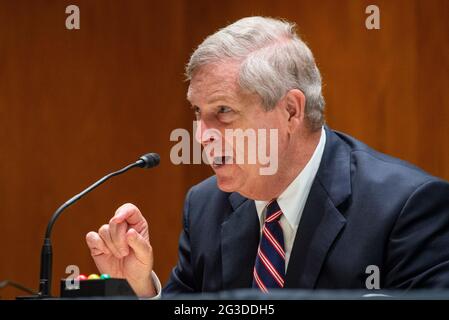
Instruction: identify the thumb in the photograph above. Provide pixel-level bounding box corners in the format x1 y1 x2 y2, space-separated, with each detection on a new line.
86 231 110 257
126 228 152 266
85 231 115 275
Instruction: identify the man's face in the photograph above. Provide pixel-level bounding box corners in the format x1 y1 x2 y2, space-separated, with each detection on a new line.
187 62 289 197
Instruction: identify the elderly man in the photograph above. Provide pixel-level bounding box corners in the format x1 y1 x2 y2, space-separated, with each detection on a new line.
85 17 449 297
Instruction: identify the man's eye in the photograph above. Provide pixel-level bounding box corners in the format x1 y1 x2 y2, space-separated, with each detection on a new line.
218 106 232 114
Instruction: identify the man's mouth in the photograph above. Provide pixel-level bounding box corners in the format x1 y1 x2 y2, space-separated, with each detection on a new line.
212 156 233 168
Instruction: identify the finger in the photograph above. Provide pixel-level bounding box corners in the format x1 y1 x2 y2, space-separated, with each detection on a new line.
86 231 110 256
126 228 152 267
112 203 145 226
109 217 130 257
98 224 123 259
112 203 149 241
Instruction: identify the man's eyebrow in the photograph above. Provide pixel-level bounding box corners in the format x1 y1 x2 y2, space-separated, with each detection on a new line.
207 95 232 104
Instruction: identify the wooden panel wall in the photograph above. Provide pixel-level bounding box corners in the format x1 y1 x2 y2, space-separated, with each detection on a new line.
0 0 447 299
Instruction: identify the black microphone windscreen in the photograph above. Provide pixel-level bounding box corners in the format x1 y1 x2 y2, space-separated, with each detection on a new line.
139 153 160 168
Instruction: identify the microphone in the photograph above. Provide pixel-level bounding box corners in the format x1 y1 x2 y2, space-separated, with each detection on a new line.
37 153 160 297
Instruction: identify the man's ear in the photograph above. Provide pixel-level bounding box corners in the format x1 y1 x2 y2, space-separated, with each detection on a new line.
284 89 306 131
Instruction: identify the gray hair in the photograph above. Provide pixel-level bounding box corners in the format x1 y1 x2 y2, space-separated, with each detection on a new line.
186 16 325 130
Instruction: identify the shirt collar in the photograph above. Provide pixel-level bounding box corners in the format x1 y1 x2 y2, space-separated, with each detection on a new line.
255 126 326 228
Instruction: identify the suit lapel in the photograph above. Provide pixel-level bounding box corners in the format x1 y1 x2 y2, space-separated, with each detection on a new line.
284 179 346 288
221 192 260 290
285 127 351 289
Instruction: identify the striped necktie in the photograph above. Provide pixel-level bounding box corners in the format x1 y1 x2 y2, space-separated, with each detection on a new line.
252 200 285 292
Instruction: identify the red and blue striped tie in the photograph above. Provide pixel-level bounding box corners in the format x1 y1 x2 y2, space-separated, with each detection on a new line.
253 200 285 292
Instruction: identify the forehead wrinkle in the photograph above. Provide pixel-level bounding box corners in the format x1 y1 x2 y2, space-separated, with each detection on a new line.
187 61 266 110
188 64 241 105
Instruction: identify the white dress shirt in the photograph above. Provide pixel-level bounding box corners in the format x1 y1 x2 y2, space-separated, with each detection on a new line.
254 127 326 271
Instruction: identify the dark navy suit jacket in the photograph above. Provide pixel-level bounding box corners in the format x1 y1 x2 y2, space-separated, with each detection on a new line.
163 127 449 293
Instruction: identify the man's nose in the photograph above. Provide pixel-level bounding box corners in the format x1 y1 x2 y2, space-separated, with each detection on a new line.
194 120 220 146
